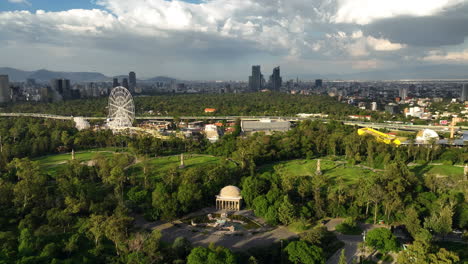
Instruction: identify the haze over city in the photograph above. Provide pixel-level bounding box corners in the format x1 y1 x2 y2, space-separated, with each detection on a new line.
2 0 468 80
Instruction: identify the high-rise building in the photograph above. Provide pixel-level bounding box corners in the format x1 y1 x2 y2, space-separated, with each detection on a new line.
269 66 282 91
248 65 263 91
399 87 408 100
51 79 71 100
113 78 119 88
40 87 50 102
129 72 137 93
315 79 323 89
122 78 129 89
371 102 378 111
385 105 399 114
0 75 10 103
461 84 468 102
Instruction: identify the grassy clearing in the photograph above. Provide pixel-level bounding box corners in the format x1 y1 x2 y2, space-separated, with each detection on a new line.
148 155 223 173
259 158 377 186
410 164 464 179
259 158 463 188
127 154 231 178
34 149 232 177
34 149 119 174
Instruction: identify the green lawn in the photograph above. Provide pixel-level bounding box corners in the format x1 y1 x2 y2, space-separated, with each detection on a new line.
259 159 464 187
33 148 121 174
149 155 222 171
34 149 233 177
259 158 377 186
410 164 464 179
127 154 231 178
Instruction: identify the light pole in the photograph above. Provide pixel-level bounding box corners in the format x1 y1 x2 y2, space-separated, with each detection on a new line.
280 239 284 264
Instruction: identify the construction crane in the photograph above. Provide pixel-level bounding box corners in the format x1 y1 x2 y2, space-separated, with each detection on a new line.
358 127 402 145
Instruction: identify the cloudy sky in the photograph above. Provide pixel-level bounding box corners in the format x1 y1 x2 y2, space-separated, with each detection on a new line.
1 0 468 80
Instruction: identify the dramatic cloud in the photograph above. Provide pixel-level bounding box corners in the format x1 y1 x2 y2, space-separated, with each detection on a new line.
0 0 467 79
333 0 465 25
363 2 468 47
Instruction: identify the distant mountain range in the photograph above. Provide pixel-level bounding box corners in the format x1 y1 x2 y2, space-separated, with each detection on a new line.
2 64 468 83
0 67 177 83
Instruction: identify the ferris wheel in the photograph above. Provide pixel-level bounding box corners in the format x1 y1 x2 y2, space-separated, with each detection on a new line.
108 86 135 128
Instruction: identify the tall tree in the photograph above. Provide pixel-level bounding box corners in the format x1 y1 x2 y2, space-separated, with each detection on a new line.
397 239 459 264
338 249 346 264
284 241 325 264
365 228 398 254
424 206 454 239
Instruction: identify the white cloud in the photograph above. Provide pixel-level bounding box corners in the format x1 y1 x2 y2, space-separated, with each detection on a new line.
333 0 465 24
422 49 468 61
352 59 380 70
7 0 31 5
366 36 405 51
0 0 465 78
326 30 405 57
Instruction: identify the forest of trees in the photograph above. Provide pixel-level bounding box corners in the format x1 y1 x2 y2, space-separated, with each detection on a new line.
1 93 370 119
0 115 467 263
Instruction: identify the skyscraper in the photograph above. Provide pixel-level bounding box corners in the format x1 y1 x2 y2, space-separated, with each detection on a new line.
122 78 129 89
269 66 282 91
63 79 71 99
51 79 71 100
315 79 323 89
399 87 408 100
0 75 10 103
129 72 137 93
113 78 119 88
248 65 263 91
461 84 468 102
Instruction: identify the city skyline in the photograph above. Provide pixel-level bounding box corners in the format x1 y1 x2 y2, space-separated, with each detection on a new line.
1 0 468 80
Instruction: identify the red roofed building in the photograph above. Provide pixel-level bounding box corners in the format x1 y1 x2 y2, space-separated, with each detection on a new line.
204 108 217 113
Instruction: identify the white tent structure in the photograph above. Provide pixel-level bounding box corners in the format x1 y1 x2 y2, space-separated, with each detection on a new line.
416 129 439 143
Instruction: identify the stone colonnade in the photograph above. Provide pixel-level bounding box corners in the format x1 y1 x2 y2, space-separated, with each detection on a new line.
216 199 241 211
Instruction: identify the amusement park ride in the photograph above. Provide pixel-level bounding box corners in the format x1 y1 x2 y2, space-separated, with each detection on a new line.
107 86 135 129
358 117 464 145
358 127 402 145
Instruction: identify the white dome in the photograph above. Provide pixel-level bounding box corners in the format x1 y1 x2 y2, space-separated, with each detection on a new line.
219 185 241 198
416 129 439 142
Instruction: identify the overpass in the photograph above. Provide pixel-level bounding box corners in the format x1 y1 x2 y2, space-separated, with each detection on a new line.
0 112 467 132
0 113 104 120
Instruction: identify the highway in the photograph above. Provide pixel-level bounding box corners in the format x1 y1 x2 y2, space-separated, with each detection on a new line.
0 112 467 132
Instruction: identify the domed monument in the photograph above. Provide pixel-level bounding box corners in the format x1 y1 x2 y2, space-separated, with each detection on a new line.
216 185 242 211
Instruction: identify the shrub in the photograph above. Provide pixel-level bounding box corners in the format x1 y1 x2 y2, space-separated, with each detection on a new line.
335 218 362 235
365 228 399 253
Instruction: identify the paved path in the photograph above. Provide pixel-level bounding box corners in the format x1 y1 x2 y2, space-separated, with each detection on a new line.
324 218 362 264
324 219 388 264
134 213 298 251
326 234 362 264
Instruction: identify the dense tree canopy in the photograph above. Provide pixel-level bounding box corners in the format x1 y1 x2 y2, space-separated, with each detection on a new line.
0 103 465 263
